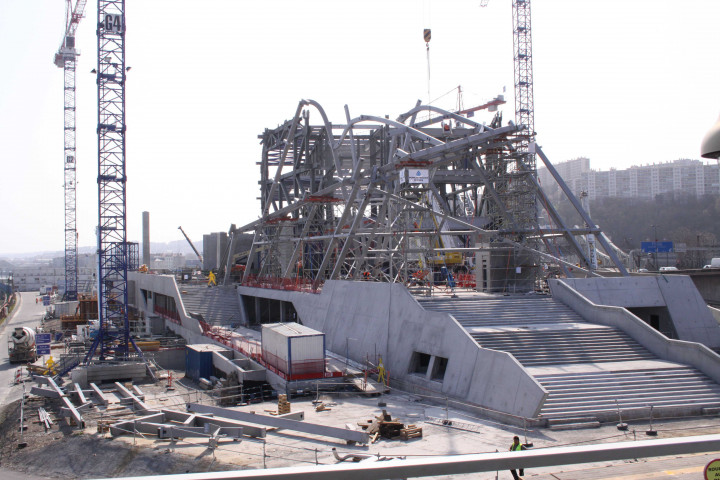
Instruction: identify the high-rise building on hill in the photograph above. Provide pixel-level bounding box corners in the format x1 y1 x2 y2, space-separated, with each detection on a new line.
539 158 720 200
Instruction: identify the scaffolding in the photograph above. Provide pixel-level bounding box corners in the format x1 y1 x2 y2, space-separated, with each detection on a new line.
234 100 627 293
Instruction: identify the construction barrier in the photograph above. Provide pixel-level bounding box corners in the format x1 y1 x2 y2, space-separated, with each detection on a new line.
241 275 322 294
197 319 341 381
456 273 476 289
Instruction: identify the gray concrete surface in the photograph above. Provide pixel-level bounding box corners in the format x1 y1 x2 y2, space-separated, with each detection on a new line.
235 280 547 419
557 275 720 348
551 278 720 387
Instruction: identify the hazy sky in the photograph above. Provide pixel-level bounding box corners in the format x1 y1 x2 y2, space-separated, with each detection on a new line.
2 0 720 255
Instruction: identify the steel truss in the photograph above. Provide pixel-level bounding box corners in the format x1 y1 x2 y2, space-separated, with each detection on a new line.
62 51 79 301
86 0 135 361
55 0 87 301
234 100 627 291
507 0 539 259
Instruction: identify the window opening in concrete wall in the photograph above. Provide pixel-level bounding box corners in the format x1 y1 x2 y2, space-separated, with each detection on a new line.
411 352 431 375
432 356 449 381
650 314 660 330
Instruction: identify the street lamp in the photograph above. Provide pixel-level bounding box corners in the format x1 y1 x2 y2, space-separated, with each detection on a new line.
651 225 659 270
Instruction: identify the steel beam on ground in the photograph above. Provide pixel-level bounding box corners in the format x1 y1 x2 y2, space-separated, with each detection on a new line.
161 409 267 438
187 404 368 444
48 377 83 427
114 382 151 413
89 383 109 406
73 383 88 404
96 434 720 480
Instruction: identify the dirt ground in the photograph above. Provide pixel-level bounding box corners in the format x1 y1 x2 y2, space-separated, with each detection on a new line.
0 387 249 479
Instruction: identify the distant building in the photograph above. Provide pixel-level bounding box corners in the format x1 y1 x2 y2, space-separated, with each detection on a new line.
539 158 720 200
13 253 97 293
150 253 190 271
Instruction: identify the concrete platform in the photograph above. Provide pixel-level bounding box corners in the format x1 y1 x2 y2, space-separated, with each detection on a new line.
70 362 147 388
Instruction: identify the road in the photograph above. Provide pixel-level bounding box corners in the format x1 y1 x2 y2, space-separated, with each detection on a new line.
0 292 45 406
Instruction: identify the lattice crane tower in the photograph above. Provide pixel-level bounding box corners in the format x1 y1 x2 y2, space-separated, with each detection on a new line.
86 0 133 361
512 0 534 158
54 0 87 302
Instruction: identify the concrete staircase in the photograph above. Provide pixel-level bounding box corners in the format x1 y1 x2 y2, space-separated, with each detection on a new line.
534 366 720 421
178 284 241 326
418 294 720 423
469 325 656 366
417 296 581 326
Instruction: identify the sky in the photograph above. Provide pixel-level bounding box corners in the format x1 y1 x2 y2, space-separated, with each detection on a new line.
2 0 720 255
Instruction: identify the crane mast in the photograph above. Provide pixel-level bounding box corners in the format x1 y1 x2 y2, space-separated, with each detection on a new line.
512 0 535 168
54 0 87 302
85 0 133 361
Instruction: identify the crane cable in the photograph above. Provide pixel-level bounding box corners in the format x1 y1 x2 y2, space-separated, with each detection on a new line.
424 28 431 105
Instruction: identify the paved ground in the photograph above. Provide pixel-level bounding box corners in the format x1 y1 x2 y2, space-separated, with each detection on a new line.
1 292 720 479
0 292 44 405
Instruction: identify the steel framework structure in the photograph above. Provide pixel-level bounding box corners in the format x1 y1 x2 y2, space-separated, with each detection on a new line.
54 0 87 301
500 0 539 254
235 101 627 292
86 0 132 361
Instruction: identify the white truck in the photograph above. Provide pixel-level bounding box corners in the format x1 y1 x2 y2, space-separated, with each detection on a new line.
8 327 37 363
703 258 720 269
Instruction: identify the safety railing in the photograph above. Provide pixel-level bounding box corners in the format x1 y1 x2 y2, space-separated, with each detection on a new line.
196 319 341 381
241 275 322 294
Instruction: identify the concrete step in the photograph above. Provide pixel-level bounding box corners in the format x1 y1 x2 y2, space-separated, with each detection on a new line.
470 326 655 366
535 368 700 384
541 381 720 397
540 400 720 418
418 296 585 327
546 416 601 430
178 285 240 326
543 391 720 407
537 366 720 420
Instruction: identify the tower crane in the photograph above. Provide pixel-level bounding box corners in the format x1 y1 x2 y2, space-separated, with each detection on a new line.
54 0 87 302
512 0 535 169
85 0 140 362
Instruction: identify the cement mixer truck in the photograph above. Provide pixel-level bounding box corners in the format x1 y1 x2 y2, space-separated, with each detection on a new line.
8 326 37 363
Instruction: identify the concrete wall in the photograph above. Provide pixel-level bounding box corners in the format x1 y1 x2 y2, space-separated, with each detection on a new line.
129 273 268 382
550 279 720 386
129 272 204 343
710 306 720 325
237 281 547 419
559 275 720 348
689 272 720 305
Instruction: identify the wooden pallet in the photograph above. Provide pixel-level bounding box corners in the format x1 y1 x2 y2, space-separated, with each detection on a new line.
278 394 291 414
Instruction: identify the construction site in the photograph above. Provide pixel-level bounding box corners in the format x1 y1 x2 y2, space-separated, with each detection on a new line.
5 0 720 479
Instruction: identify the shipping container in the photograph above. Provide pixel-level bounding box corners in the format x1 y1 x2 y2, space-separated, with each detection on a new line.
261 323 325 377
185 344 228 381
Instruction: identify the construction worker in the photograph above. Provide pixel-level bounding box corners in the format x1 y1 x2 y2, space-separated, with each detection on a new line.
207 270 217 287
509 435 527 480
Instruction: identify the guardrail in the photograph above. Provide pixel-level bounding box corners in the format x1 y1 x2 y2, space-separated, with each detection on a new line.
196 320 342 381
